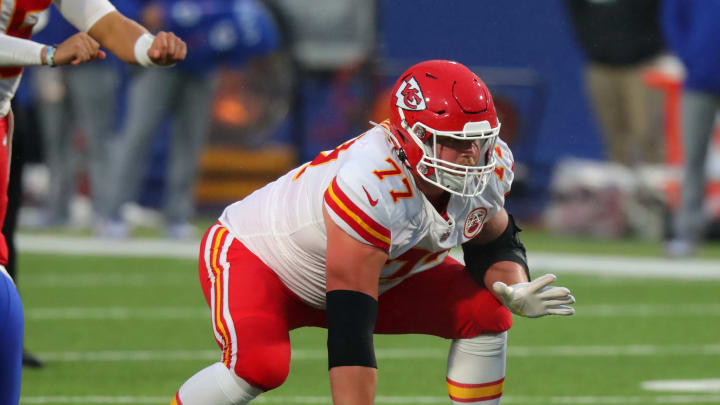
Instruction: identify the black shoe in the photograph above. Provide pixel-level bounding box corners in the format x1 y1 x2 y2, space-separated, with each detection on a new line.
22 349 44 368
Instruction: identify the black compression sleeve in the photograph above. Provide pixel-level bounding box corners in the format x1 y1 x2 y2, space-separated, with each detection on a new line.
326 290 378 369
463 214 530 285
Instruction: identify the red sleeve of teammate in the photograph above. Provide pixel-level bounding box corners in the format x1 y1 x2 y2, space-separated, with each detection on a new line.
324 176 391 251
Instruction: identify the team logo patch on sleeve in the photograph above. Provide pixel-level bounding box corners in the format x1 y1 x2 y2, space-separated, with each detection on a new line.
395 76 426 111
463 207 488 239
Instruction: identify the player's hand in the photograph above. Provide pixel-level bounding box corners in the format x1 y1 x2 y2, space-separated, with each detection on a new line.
147 31 186 66
492 273 575 318
53 33 107 66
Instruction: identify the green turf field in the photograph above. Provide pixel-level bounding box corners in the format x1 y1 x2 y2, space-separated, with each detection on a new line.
15 233 720 405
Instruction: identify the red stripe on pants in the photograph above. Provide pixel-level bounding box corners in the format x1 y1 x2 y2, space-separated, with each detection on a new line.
195 224 512 391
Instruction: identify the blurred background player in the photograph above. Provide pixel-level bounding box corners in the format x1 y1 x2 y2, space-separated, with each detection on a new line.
99 0 280 239
30 3 137 230
564 0 665 168
170 60 575 405
0 0 186 402
663 0 720 257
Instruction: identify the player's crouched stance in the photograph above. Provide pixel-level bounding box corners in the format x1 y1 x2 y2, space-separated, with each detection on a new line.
170 60 575 405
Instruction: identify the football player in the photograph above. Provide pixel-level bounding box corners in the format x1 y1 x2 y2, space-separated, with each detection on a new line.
0 1 186 403
171 60 575 405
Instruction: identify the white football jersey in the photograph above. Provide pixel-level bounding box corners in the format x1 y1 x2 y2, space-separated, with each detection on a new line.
220 122 514 308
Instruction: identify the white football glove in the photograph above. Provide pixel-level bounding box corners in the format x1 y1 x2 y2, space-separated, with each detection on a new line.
492 273 575 318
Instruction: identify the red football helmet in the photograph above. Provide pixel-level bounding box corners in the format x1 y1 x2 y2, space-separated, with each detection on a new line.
386 60 501 197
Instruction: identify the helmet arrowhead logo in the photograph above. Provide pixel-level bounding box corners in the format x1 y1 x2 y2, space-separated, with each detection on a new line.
395 76 426 111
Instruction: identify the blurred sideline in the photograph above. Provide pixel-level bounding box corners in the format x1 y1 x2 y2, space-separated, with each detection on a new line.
16 234 720 280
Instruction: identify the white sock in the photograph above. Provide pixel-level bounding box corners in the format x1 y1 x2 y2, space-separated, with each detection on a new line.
174 362 262 405
446 332 507 404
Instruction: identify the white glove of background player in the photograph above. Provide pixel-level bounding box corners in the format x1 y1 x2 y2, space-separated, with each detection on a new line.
492 273 575 318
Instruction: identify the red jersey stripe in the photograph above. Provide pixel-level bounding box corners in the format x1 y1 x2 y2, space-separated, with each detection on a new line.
325 178 390 250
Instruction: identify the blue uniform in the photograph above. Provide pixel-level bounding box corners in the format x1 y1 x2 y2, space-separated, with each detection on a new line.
0 268 23 405
157 0 280 75
662 0 720 93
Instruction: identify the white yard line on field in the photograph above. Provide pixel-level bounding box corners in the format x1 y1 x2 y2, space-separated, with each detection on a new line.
16 234 199 259
35 344 720 362
26 307 210 320
572 303 720 317
24 303 720 320
19 394 720 404
19 273 189 287
18 234 720 279
642 379 720 393
528 252 720 280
